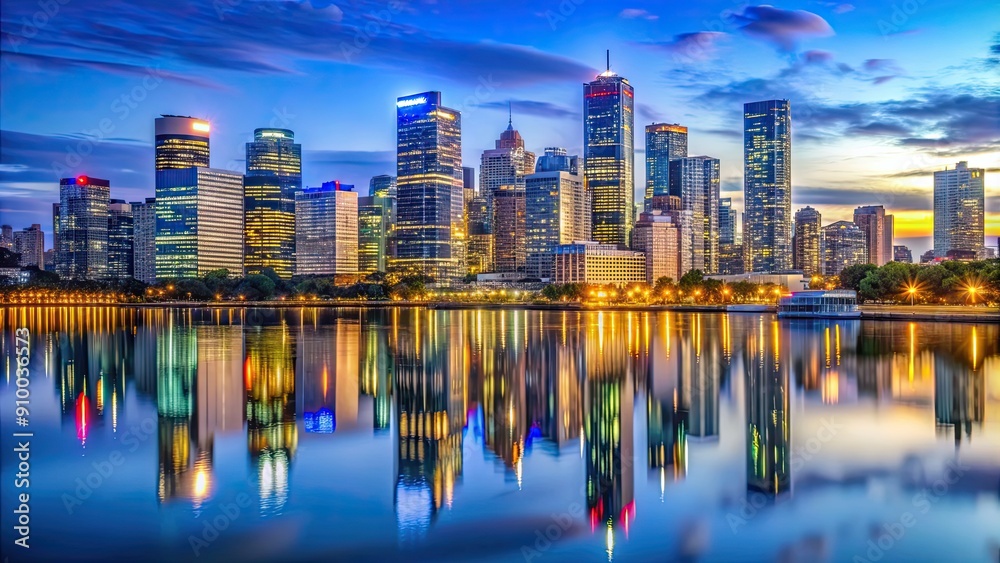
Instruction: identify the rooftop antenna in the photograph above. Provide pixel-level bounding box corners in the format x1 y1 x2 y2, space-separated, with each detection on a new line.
606 49 610 72
508 100 513 128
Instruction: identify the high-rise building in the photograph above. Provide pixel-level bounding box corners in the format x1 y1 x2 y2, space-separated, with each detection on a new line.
155 168 244 279
359 194 393 275
155 115 210 171
132 198 157 284
893 245 912 263
0 225 12 250
369 174 398 264
57 175 110 280
853 205 892 266
108 199 134 280
744 99 792 273
585 57 635 247
525 149 589 279
822 221 866 276
668 156 720 273
393 92 464 285
933 162 985 258
479 116 536 231
718 197 743 275
645 123 687 210
632 210 681 284
466 194 492 275
51 203 60 268
295 181 358 276
883 215 894 264
492 185 526 274
793 206 822 276
12 224 45 268
244 128 301 279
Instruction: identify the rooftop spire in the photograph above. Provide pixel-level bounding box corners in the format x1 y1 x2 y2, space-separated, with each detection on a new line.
507 100 513 130
606 49 610 72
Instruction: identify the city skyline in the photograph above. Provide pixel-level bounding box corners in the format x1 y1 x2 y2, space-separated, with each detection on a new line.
2 1 996 257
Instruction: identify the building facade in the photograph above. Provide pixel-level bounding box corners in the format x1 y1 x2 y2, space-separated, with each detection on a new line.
12 224 45 269
792 206 822 276
358 193 394 276
108 199 134 280
933 162 985 258
553 242 645 285
133 198 157 284
0 225 12 250
822 221 866 276
393 92 465 285
492 185 526 274
295 182 358 276
243 128 301 279
585 65 635 247
525 150 589 279
853 205 892 266
744 100 792 273
155 115 210 171
479 119 535 233
58 175 110 280
718 197 743 275
644 123 687 211
466 194 492 275
632 210 681 284
155 168 244 279
668 156 720 273
893 245 912 263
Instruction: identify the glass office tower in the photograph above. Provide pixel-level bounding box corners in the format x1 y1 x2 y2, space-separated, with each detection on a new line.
933 161 985 258
155 115 210 171
107 199 134 280
645 123 687 211
57 175 110 280
393 92 464 285
744 100 791 273
584 59 635 247
244 129 301 279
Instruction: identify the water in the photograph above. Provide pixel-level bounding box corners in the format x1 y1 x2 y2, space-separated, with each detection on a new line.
1 307 998 563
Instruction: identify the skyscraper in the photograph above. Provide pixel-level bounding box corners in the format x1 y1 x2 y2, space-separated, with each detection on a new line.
853 205 891 266
480 118 535 273
793 206 822 276
359 192 393 276
645 123 687 210
12 224 45 269
155 168 244 279
58 175 110 280
108 199 134 280
393 92 464 285
669 156 720 273
295 181 358 276
51 203 60 268
0 225 12 250
632 210 681 284
718 197 744 275
244 128 301 279
933 162 985 258
132 198 157 284
479 115 536 225
822 221 866 276
492 185 526 273
525 149 589 279
466 194 492 275
585 55 635 247
744 99 791 273
155 115 210 171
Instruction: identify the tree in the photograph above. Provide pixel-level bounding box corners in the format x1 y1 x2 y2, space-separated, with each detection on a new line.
236 274 276 301
838 264 877 293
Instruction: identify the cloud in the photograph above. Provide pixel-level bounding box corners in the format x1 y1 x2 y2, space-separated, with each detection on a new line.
0 0 596 88
804 50 834 64
476 100 578 120
636 103 665 123
635 32 728 62
794 186 930 211
733 5 834 51
833 4 855 14
619 8 658 20
844 122 912 136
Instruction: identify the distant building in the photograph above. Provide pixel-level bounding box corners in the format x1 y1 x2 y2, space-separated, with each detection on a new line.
853 205 892 266
669 156 720 273
632 210 682 284
645 123 687 210
243 128 301 279
893 245 912 263
525 149 589 279
479 118 535 236
107 200 134 280
132 198 157 283
155 115 210 171
358 190 394 276
295 181 358 276
58 175 110 280
155 168 244 279
743 99 792 273
553 242 645 285
466 194 492 275
919 249 936 264
0 225 11 250
718 198 743 275
822 221 866 276
492 185 526 274
13 224 45 269
793 206 822 276
392 92 464 285
933 161 985 258
51 203 60 269
585 62 635 247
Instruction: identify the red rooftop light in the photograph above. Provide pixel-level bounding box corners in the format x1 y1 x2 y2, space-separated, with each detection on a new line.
77 175 88 185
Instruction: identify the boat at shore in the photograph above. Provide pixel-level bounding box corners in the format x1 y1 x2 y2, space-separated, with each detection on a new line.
777 289 861 319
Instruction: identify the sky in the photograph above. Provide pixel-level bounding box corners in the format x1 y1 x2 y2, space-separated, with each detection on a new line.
1 0 998 256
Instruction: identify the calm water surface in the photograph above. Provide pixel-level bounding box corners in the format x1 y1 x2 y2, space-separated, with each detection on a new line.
1 307 998 562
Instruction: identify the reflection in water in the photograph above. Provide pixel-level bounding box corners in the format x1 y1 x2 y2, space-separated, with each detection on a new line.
1 306 998 562
393 310 465 541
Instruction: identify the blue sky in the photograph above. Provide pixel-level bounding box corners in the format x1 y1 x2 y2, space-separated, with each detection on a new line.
1 0 998 255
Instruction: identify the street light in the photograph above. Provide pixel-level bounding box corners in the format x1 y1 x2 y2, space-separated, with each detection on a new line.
905 284 918 306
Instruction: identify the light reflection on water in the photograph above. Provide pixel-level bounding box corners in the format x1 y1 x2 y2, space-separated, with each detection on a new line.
1 307 998 562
